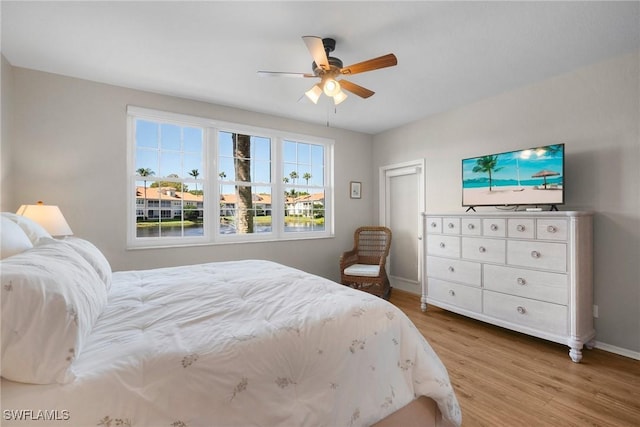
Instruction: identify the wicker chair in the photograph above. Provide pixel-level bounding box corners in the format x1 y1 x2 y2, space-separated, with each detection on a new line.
339 226 392 299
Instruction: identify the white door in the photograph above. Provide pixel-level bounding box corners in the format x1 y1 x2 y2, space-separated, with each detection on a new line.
379 160 425 294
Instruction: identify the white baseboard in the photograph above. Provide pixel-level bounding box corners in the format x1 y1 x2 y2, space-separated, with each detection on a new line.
389 276 420 294
594 341 640 360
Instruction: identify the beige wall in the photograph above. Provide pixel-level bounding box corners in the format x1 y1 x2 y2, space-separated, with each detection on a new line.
3 51 638 355
5 66 375 281
372 52 640 355
1 55 14 211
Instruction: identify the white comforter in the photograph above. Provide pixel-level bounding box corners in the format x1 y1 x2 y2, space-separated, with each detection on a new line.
2 260 461 426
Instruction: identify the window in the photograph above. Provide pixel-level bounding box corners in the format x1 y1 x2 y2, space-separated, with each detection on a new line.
283 140 326 233
127 107 333 247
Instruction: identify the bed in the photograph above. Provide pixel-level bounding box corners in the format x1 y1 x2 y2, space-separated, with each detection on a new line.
0 213 461 427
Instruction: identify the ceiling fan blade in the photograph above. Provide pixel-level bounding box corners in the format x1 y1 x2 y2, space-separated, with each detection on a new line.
340 79 375 98
302 36 329 71
340 53 397 76
257 71 315 78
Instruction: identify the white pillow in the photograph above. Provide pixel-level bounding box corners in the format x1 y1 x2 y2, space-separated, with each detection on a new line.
40 237 113 291
0 216 33 259
1 242 108 384
1 212 52 244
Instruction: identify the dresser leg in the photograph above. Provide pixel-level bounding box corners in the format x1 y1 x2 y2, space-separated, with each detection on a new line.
569 346 583 363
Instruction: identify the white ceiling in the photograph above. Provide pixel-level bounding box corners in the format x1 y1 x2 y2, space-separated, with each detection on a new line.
2 1 639 134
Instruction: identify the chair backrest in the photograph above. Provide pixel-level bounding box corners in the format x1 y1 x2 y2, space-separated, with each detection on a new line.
354 226 392 265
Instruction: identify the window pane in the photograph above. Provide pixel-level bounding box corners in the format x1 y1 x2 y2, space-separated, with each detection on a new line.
184 154 203 179
253 160 271 183
183 127 203 152
219 132 233 157
159 151 183 178
282 140 324 188
283 141 296 163
297 143 310 164
219 185 272 235
133 118 205 241
136 149 158 175
161 124 181 151
285 189 325 233
218 131 272 185
311 163 324 186
136 120 159 148
218 157 234 181
252 136 271 161
135 179 204 238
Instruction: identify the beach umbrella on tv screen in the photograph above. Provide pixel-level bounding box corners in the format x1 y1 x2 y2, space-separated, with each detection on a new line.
532 169 560 189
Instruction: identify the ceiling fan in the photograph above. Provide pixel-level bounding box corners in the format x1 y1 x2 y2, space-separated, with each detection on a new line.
258 36 397 105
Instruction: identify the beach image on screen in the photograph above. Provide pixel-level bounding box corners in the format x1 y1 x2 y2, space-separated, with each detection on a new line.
462 144 564 207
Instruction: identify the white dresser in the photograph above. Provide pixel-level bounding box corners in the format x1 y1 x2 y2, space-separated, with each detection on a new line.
422 211 594 362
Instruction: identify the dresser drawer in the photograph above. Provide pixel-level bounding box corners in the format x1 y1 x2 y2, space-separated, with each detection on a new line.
428 278 482 312
462 237 506 264
507 240 567 272
483 264 568 305
425 217 442 234
508 218 535 239
427 256 481 287
483 290 568 335
442 217 461 235
461 218 482 236
537 219 568 241
482 218 506 237
426 235 460 258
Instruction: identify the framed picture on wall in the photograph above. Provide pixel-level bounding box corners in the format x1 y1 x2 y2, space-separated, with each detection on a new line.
350 181 362 199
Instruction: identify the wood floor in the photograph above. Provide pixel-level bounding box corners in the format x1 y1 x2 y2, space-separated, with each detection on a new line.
389 289 640 427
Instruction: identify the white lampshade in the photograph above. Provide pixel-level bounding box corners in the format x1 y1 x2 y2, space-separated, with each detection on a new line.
323 78 341 97
333 90 348 105
304 84 322 104
16 201 73 237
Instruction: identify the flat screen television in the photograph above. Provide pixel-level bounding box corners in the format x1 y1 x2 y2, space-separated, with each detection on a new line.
462 143 564 209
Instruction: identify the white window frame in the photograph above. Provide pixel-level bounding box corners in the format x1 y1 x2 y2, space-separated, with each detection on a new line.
127 106 334 248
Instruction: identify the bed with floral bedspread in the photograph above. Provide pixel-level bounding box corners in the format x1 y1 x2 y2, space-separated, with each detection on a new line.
1 223 461 427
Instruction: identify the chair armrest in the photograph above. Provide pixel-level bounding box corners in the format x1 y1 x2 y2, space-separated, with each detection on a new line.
340 249 358 270
378 255 388 267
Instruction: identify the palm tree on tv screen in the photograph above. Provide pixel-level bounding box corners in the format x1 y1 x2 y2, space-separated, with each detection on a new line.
472 155 503 191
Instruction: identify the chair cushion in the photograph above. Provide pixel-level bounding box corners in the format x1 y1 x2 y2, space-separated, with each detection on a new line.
344 263 381 277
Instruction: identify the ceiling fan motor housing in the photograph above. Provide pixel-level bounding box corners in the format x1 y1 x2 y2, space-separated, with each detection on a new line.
322 38 336 53
311 37 343 76
312 57 343 76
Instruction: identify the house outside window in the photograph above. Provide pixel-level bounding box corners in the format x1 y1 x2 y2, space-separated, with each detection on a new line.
127 106 333 248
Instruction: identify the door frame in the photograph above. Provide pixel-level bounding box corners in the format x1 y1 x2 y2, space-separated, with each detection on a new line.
379 159 426 292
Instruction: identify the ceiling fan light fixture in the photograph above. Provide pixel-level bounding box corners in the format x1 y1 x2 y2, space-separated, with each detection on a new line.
323 78 341 97
305 84 322 104
333 90 348 105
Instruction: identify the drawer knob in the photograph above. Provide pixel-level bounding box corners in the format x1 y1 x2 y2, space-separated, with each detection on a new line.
479 246 487 253
439 242 446 248
449 290 455 297
490 224 498 231
448 266 455 273
517 224 525 232
448 223 455 229
547 225 557 233
531 250 541 259
467 224 475 230
517 306 526 314
431 222 437 228
517 277 527 286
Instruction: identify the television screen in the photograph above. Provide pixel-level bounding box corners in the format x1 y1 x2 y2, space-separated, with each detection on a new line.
462 144 564 208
